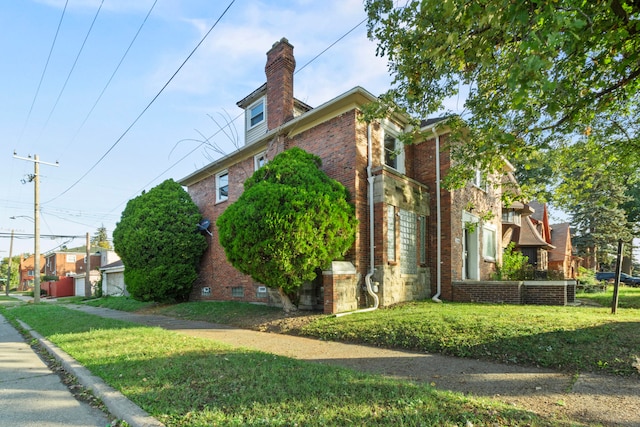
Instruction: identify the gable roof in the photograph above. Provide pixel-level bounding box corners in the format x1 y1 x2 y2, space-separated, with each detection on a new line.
549 222 572 261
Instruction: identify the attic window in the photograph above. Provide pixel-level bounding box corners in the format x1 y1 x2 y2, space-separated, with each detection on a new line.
249 100 264 128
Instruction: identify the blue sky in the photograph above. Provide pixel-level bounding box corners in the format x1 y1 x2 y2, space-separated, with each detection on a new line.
0 0 417 255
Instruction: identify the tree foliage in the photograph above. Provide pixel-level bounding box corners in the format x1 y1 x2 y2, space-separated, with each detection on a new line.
91 225 112 250
217 148 357 298
0 256 21 291
113 179 207 302
365 0 640 188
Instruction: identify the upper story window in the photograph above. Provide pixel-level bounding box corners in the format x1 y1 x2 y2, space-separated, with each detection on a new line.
66 255 76 263
254 151 267 170
216 171 229 203
383 124 405 174
472 168 487 191
249 100 265 128
502 209 521 226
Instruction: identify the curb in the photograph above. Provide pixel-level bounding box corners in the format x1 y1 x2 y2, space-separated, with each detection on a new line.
17 319 165 427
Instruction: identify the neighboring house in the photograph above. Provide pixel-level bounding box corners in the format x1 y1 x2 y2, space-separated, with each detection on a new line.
179 38 510 313
99 259 127 296
18 254 45 291
44 251 86 277
528 201 581 279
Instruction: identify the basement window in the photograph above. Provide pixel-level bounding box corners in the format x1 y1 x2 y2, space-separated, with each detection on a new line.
231 286 244 298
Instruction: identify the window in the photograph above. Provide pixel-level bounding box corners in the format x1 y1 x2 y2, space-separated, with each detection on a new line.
384 133 398 169
387 205 396 262
249 100 264 128
502 209 521 226
419 215 426 265
254 151 267 170
66 254 76 263
231 286 244 297
382 126 405 173
472 168 487 190
400 209 417 274
256 286 268 298
27 270 34 276
216 171 229 203
482 224 497 261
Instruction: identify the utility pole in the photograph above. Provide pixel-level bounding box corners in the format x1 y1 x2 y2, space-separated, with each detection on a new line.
5 230 14 296
85 232 91 297
13 152 59 303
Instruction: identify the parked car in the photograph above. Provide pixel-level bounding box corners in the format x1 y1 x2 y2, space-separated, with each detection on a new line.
595 272 640 286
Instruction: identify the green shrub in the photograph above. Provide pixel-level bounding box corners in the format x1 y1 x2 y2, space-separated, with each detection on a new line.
113 179 207 303
493 242 529 280
217 148 357 297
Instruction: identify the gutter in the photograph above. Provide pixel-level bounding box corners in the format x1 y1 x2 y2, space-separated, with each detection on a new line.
431 126 443 303
336 122 379 317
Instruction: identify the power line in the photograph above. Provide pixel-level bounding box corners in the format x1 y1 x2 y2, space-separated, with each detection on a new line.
18 0 69 144
125 16 369 199
60 0 159 156
37 0 105 142
44 0 237 205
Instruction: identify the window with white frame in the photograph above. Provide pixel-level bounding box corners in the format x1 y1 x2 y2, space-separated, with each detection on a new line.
472 168 487 190
482 224 497 261
66 254 76 263
383 125 405 173
254 151 267 170
216 171 229 203
387 205 396 262
249 99 265 128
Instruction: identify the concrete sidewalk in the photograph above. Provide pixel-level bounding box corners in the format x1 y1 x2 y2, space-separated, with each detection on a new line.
0 313 111 427
5 297 640 426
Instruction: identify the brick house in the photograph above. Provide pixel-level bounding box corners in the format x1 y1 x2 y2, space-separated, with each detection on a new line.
18 254 45 291
43 251 86 277
179 38 508 313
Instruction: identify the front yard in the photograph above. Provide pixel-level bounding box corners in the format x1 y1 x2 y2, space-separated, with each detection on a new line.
82 287 640 378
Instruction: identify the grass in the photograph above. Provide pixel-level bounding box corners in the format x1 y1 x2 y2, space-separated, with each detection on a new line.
576 285 640 309
83 295 158 312
1 304 571 427
84 291 640 377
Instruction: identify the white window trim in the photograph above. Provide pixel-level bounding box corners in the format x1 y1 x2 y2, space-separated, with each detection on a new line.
482 223 497 262
248 99 265 129
254 151 267 170
472 168 487 191
216 170 229 203
382 122 405 174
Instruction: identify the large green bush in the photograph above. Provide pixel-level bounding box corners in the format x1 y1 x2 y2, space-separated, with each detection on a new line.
217 147 357 300
113 179 207 302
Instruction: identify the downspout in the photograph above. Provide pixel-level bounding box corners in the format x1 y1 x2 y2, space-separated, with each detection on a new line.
336 122 379 317
432 127 443 303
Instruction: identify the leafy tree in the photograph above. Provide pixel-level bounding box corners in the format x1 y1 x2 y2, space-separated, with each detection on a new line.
217 147 357 311
91 225 112 250
364 0 640 187
0 255 21 291
113 179 207 302
550 139 634 269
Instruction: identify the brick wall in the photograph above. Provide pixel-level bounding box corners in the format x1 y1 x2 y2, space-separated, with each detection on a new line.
452 281 523 304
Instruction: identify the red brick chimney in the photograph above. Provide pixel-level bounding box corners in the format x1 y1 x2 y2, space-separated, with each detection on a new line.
265 38 296 130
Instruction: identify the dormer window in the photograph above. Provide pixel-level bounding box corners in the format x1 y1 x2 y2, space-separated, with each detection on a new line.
249 100 265 128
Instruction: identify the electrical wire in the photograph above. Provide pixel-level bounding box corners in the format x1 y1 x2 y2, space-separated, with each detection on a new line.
124 16 369 199
60 0 159 156
18 0 69 145
37 0 105 142
44 0 236 205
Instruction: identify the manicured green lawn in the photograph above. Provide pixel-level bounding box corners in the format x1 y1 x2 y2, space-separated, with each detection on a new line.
83 291 640 377
2 304 568 427
577 285 640 309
